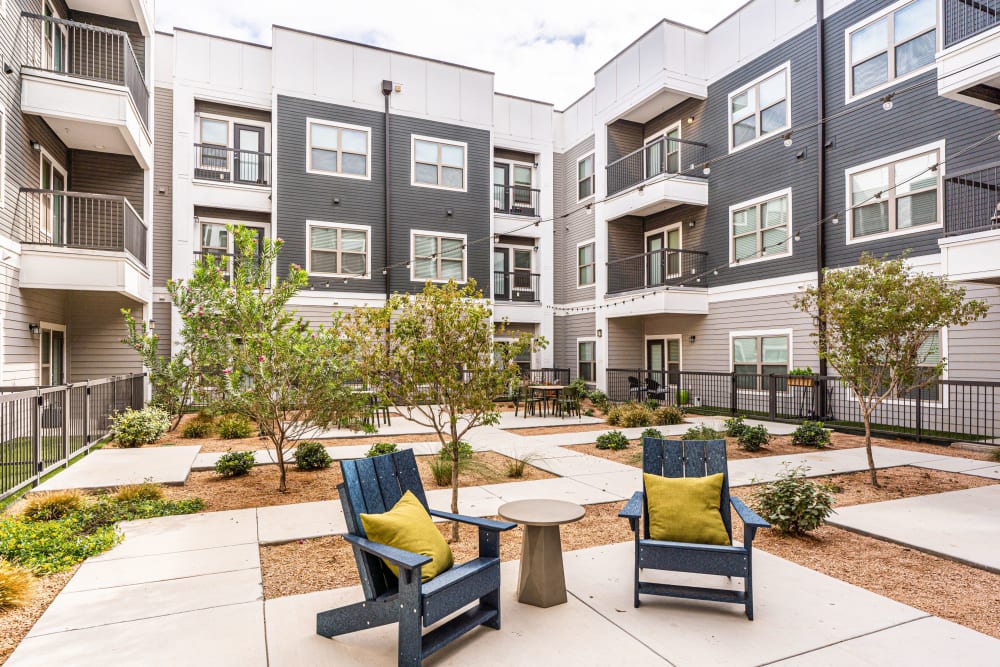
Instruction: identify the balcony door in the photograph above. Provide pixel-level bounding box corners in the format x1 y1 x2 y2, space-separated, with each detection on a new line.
39 153 67 243
647 337 680 390
42 1 67 73
494 162 533 214
644 124 681 180
198 220 266 278
645 226 681 287
234 124 265 185
40 324 66 385
493 246 534 301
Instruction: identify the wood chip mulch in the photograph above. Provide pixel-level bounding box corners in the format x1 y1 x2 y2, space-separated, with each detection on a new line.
503 423 614 436
0 568 76 664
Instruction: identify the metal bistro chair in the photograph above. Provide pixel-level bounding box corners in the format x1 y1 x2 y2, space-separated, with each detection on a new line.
317 449 516 665
645 377 667 402
628 375 647 402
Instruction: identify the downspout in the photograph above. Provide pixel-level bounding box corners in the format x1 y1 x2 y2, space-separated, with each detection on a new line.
815 0 828 419
382 80 393 297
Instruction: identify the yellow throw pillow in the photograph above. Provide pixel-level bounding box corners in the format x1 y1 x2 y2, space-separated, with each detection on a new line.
360 490 454 583
643 472 731 546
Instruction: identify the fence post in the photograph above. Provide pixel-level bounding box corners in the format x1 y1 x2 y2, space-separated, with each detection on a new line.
729 373 738 416
768 375 777 421
32 391 43 480
84 382 92 448
62 385 70 468
915 390 923 442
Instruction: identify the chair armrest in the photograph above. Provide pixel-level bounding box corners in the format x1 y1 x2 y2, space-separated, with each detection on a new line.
342 533 432 570
429 510 516 532
730 497 770 529
619 491 644 520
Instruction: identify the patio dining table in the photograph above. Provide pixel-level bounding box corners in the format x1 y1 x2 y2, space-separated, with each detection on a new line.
528 385 566 417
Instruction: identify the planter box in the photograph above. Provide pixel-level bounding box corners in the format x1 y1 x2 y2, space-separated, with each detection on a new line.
788 376 815 388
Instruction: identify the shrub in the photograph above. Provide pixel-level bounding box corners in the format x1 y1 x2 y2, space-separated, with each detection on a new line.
653 405 684 425
429 458 453 486
0 560 35 608
991 448 1000 463
583 408 595 417
110 406 171 447
605 405 622 426
596 431 629 451
71 494 204 535
438 441 474 463
641 428 664 441
644 399 661 410
217 414 254 440
616 403 654 428
20 490 85 522
724 415 749 438
366 442 398 458
181 419 213 439
738 425 770 452
113 481 163 503
214 451 256 478
792 421 831 448
587 390 610 411
681 425 724 440
505 453 538 479
294 441 333 470
753 464 835 535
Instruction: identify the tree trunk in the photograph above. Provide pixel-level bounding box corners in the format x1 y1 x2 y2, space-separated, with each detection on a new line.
863 411 879 487
276 426 288 493
450 434 460 543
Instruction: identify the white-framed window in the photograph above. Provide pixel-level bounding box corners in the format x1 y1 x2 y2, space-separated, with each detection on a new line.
577 154 594 201
195 217 269 277
493 159 536 213
730 330 791 390
412 135 466 191
845 0 936 102
577 240 595 287
846 142 942 244
38 321 66 385
307 119 371 179
729 189 792 265
577 338 596 382
38 148 66 240
897 329 945 402
411 230 466 282
644 123 682 179
728 63 790 152
41 1 67 73
307 221 370 278
198 116 229 172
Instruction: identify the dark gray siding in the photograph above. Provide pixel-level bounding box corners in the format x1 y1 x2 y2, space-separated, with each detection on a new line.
607 119 642 164
69 151 144 217
275 95 490 295
195 100 271 124
494 148 535 163
70 11 145 72
554 136 596 303
822 0 1000 269
194 206 270 225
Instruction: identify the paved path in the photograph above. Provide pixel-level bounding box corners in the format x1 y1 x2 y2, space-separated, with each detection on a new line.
33 446 199 491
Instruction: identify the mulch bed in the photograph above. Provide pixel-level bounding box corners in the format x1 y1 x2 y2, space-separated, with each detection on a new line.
0 568 76 664
503 423 612 437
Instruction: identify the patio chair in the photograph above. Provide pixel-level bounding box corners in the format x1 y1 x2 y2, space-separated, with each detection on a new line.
556 385 581 418
516 383 543 417
317 449 516 665
619 438 770 619
627 375 647 402
645 377 667 402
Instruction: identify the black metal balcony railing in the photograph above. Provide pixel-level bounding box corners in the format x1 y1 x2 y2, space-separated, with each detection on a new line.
20 12 149 127
15 189 147 266
493 184 540 217
194 145 272 187
493 271 540 302
606 247 708 294
605 136 709 196
943 0 1000 48
944 161 1000 236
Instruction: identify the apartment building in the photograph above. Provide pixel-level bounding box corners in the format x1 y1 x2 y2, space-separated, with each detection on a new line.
0 1 153 386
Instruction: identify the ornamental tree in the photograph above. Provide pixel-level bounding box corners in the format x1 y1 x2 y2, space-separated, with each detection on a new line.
794 253 988 486
343 279 545 542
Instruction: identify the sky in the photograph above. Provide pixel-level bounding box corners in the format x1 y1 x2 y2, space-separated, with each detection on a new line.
155 0 747 108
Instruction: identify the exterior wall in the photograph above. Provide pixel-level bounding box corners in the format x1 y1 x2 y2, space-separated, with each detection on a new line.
152 86 174 359
945 283 1000 381
69 151 145 217
66 293 143 381
553 312 595 371
0 264 66 384
554 136 596 304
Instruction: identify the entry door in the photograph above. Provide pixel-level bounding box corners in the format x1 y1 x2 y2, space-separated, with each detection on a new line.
644 127 680 179
646 234 664 287
511 165 533 212
40 327 65 385
493 249 509 300
234 125 265 185
493 163 509 212
511 248 534 301
647 338 681 390
646 339 665 390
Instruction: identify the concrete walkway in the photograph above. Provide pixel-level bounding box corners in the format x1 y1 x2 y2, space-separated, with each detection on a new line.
33 445 200 491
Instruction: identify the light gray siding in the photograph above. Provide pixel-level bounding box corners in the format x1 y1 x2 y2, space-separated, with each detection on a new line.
67 293 143 381
553 312 595 372
153 87 174 291
554 136 596 303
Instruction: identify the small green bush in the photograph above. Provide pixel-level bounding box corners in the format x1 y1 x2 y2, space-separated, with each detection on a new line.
214 451 256 478
429 458 453 486
181 419 213 439
365 442 398 458
724 415 749 438
113 481 163 503
641 428 664 441
587 390 610 411
644 399 661 410
738 425 770 452
596 431 629 451
0 560 35 608
438 441 474 462
605 404 621 426
752 464 834 535
792 421 831 448
681 425 724 440
217 414 254 440
110 406 171 447
71 495 204 535
20 490 85 522
294 441 333 470
653 405 684 425
583 408 595 417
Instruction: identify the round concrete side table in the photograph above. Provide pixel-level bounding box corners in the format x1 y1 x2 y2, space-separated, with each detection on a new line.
498 499 585 608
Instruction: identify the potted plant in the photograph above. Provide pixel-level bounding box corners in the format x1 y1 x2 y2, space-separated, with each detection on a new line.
788 367 815 387
677 388 690 405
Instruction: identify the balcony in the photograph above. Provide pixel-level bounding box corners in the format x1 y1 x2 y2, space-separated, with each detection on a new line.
492 271 540 303
493 184 540 217
603 137 708 220
63 0 153 36
19 13 151 168
939 162 1000 283
192 144 273 212
939 0 1000 109
606 247 707 295
14 189 148 302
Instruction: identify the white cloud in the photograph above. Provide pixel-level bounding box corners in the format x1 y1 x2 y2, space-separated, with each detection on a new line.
155 0 745 108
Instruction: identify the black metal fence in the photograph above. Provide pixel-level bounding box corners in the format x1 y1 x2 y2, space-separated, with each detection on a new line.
943 0 1000 48
0 374 145 501
493 271 540 302
607 368 999 444
20 12 149 126
493 184 540 217
606 136 709 196
944 161 1000 237
523 368 571 385
194 144 272 187
606 247 709 294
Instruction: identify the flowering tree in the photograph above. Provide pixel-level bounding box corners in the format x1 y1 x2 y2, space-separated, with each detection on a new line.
794 253 988 486
343 279 544 541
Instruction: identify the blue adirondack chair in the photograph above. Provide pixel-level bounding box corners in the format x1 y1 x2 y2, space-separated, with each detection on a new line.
317 449 516 666
618 438 770 619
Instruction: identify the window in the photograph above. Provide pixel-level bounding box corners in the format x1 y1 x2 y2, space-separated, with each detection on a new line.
729 64 790 150
412 136 466 190
412 232 466 282
733 334 789 390
196 219 267 279
308 223 370 277
847 0 936 99
39 150 66 241
42 1 67 73
578 340 596 382
577 154 594 200
199 117 229 170
848 146 940 242
495 340 532 376
308 119 370 178
731 190 791 264
577 241 595 287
